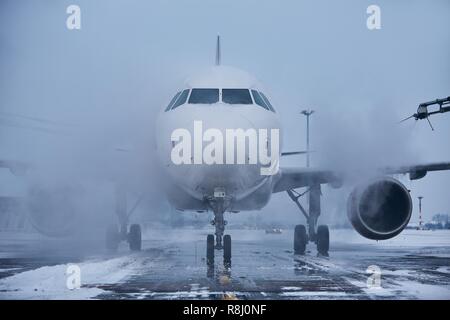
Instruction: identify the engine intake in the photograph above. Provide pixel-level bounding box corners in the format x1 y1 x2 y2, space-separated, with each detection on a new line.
347 177 412 240
27 185 79 237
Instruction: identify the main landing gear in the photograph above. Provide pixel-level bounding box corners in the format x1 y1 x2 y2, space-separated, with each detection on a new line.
106 223 142 252
288 184 329 256
105 186 143 252
206 194 232 268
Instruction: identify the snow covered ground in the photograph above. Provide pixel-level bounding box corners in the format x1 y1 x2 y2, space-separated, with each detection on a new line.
0 228 449 300
0 256 144 299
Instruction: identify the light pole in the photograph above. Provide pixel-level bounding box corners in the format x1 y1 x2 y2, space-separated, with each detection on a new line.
301 109 314 167
418 196 423 230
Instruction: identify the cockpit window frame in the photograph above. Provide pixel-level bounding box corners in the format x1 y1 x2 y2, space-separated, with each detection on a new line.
259 91 275 112
171 89 190 110
251 90 270 111
222 88 253 105
188 88 220 104
165 91 181 112
165 88 276 112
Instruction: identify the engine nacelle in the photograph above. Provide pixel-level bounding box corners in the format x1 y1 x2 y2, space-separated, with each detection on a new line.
26 185 79 237
347 177 412 240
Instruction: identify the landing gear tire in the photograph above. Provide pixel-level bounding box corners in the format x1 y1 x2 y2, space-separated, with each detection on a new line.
206 234 215 266
106 224 120 252
294 224 307 255
223 234 231 267
128 224 142 251
316 225 329 256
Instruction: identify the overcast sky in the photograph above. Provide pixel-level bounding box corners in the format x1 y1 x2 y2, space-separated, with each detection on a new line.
0 0 449 225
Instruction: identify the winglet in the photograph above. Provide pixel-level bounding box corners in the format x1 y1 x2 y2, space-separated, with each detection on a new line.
215 35 221 66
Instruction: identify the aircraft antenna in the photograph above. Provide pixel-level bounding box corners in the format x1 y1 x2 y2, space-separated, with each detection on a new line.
215 35 221 66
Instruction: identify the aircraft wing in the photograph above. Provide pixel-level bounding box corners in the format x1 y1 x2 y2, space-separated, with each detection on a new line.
272 167 341 193
382 162 450 180
272 162 450 193
0 160 29 176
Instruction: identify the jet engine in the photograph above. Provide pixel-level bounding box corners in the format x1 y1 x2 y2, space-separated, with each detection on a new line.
26 185 80 237
347 177 412 240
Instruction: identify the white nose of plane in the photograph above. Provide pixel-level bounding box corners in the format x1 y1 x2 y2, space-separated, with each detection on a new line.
157 104 280 199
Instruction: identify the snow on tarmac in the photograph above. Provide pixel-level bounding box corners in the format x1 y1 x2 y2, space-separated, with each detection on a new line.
0 228 449 299
0 255 145 299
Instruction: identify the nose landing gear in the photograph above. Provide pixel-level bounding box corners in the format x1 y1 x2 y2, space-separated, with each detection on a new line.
206 195 232 268
223 234 232 268
206 234 215 266
206 232 232 267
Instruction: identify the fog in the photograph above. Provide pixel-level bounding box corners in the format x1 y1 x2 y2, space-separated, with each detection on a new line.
0 0 449 236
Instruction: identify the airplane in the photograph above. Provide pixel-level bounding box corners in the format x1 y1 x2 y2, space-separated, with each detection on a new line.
2 36 450 268
152 36 450 266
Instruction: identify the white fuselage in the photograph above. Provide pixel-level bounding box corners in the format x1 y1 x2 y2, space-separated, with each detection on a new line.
156 66 282 212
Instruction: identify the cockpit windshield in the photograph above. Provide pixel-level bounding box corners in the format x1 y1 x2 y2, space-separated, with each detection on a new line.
171 89 190 110
259 92 275 112
165 88 275 112
251 90 269 110
165 91 181 111
222 89 253 105
188 89 220 104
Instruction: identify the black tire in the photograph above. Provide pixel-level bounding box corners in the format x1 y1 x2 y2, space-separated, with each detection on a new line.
223 234 231 267
316 225 329 256
128 224 142 251
206 234 215 266
106 224 120 252
294 224 307 255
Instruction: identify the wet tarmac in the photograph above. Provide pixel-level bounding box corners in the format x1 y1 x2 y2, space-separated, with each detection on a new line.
0 228 449 299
